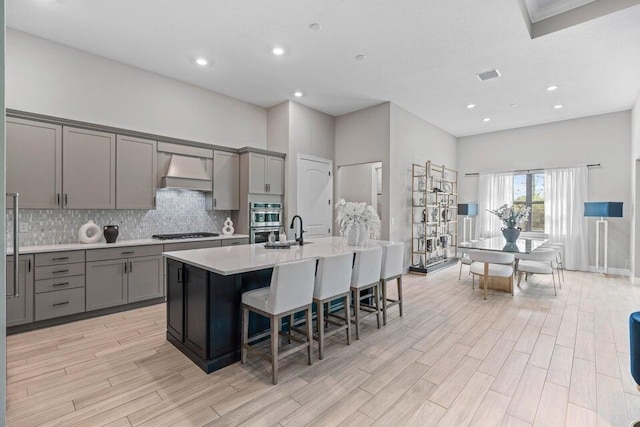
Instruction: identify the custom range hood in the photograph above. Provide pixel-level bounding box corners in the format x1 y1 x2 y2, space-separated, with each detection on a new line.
160 154 212 191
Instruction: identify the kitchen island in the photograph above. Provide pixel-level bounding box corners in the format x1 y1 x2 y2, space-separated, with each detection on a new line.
163 236 386 373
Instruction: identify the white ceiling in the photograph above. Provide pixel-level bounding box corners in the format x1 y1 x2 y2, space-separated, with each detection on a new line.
6 0 640 137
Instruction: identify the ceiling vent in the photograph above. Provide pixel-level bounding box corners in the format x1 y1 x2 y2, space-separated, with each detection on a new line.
476 69 501 81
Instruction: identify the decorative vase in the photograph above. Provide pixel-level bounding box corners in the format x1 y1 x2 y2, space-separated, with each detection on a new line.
222 217 235 236
345 223 368 246
103 224 119 244
501 226 520 243
78 220 102 244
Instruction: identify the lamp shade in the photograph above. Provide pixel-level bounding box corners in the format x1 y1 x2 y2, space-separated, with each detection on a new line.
458 203 478 216
584 202 623 218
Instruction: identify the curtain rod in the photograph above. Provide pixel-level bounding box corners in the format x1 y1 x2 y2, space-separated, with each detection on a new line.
464 163 601 177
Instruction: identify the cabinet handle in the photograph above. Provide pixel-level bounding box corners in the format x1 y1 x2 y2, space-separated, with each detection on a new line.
64 194 68 206
177 268 183 283
52 257 70 261
52 269 69 274
213 198 217 208
28 259 31 272
153 196 156 208
267 184 270 192
53 301 69 307
130 261 133 273
121 251 135 255
52 282 69 287
57 194 61 206
124 262 127 274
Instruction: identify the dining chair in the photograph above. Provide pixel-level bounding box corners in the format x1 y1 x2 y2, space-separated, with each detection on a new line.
515 247 558 296
469 250 515 300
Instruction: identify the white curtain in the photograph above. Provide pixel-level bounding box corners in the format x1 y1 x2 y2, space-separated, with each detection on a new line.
478 173 514 238
544 167 589 271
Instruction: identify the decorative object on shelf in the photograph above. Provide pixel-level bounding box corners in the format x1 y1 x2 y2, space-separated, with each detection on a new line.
458 203 478 244
418 177 426 191
584 201 623 274
103 224 119 244
335 199 381 246
222 217 235 236
78 220 102 244
442 182 452 194
487 204 531 243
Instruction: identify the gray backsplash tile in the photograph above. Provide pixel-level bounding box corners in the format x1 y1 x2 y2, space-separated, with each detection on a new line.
7 189 231 247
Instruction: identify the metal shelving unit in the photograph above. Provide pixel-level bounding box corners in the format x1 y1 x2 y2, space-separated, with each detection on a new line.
410 161 459 275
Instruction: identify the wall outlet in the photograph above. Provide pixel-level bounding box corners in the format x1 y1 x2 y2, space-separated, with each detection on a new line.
19 223 29 233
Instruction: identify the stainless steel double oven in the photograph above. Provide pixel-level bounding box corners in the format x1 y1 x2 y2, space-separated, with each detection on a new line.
249 202 283 243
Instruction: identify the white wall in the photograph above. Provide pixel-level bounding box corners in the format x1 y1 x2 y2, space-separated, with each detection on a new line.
337 162 379 205
335 103 391 239
458 111 632 271
389 104 458 267
6 29 267 148
631 93 640 279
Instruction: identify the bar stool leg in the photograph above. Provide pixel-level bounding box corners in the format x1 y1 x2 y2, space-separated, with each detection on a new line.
353 289 360 340
241 305 249 364
317 300 325 360
345 293 352 345
306 307 313 365
288 314 293 344
270 315 279 385
397 276 403 317
374 284 381 329
381 279 388 326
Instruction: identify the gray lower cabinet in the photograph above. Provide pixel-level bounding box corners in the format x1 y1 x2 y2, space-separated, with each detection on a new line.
86 259 128 311
116 135 157 209
62 127 116 209
6 255 34 327
220 237 249 247
128 256 163 303
6 118 62 209
35 288 85 321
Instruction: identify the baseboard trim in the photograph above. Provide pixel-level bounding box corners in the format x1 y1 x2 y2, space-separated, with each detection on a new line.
586 266 631 277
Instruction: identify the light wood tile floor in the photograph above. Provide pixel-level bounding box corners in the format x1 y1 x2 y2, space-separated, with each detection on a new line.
6 266 640 426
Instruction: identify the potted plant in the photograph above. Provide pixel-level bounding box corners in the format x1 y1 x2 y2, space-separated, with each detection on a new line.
335 199 381 246
487 204 531 243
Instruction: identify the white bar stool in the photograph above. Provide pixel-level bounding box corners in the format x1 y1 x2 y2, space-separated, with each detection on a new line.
350 246 383 340
312 252 354 359
380 242 404 326
241 258 316 385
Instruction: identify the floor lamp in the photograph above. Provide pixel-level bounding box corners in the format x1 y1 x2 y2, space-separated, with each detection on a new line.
584 201 623 274
458 203 478 244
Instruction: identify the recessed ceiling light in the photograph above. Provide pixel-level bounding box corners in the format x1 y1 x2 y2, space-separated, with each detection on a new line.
483 117 491 122
466 104 476 109
554 104 564 109
272 47 285 56
294 91 303 98
355 54 367 61
547 85 559 91
195 57 208 66
308 23 322 31
510 103 519 108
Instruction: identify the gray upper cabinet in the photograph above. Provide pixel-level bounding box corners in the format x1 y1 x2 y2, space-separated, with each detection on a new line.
7 118 62 209
267 156 284 195
212 151 239 210
248 152 284 195
6 255 34 327
116 135 157 209
63 127 116 209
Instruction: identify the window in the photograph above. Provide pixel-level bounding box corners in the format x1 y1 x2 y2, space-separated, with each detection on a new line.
513 173 544 232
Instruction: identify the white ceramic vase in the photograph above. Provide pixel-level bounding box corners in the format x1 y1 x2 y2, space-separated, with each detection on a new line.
345 222 369 246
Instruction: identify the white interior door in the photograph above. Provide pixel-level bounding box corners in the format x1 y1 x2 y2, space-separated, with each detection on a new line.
297 155 333 238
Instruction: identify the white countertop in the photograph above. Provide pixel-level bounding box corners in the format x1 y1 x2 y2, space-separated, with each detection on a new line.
7 234 249 256
163 236 390 276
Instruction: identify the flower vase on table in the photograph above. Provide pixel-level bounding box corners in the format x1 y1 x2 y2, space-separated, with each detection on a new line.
335 199 381 246
487 204 531 243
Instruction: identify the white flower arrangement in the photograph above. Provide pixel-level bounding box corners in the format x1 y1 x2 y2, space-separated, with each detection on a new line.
487 204 531 229
335 198 381 241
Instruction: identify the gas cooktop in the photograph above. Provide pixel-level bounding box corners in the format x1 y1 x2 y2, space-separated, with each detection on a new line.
152 232 220 240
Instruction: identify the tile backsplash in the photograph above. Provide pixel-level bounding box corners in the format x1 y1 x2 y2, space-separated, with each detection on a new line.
7 190 232 247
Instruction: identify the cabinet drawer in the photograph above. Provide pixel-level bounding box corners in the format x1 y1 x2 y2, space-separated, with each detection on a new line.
35 263 85 281
163 240 222 252
220 238 249 247
87 245 163 262
35 275 85 294
35 250 85 267
35 287 85 321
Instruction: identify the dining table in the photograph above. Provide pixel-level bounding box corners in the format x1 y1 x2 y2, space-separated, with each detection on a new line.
459 236 549 294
